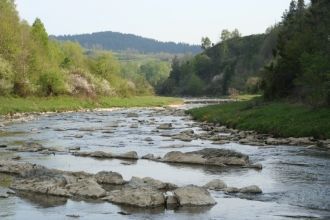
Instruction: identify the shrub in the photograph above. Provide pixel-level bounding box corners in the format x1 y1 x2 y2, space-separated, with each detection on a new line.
0 56 14 95
38 70 68 96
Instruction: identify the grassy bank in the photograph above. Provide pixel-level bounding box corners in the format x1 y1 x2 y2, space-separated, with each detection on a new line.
0 96 182 115
187 100 330 139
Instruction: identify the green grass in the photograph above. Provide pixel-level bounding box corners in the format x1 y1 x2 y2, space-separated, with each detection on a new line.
0 96 182 115
187 100 330 139
231 94 262 101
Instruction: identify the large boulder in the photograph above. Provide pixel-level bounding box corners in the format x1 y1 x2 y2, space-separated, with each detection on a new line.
174 185 216 206
11 176 71 197
162 148 250 167
0 160 45 176
103 187 165 208
1 160 106 198
95 171 125 185
11 171 106 198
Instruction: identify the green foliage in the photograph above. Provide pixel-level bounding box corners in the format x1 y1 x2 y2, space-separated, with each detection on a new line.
60 41 86 69
0 2 158 98
90 52 121 81
159 32 275 96
187 100 330 139
139 61 170 87
31 18 49 48
38 70 68 96
0 0 20 61
201 37 212 50
0 96 182 115
0 56 14 95
220 29 241 41
184 73 205 96
262 0 330 106
55 31 201 54
245 77 261 94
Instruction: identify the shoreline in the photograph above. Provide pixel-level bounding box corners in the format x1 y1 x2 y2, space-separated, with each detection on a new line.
1 101 329 150
187 100 330 146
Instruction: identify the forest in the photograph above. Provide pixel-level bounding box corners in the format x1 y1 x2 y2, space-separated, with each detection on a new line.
54 31 201 54
0 0 171 98
160 0 329 107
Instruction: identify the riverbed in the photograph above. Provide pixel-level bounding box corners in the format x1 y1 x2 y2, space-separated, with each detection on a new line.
0 102 329 220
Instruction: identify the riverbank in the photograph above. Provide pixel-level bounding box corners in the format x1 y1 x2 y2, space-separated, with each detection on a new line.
187 100 330 139
0 96 182 115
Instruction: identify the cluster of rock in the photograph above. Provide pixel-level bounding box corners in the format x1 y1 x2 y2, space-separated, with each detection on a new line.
203 179 262 194
160 121 329 148
0 160 262 208
70 148 262 169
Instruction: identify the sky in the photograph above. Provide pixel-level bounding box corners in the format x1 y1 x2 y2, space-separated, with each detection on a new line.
15 0 292 45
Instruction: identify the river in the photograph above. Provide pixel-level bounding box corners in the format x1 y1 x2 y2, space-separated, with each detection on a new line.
0 102 329 220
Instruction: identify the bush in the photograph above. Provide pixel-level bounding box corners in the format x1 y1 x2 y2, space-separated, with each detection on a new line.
245 77 261 94
38 70 68 96
0 56 14 95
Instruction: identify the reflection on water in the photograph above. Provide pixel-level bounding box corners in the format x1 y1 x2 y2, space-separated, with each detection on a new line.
0 105 330 219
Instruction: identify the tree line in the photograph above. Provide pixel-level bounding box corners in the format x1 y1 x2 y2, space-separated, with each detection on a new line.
54 31 201 54
159 0 329 107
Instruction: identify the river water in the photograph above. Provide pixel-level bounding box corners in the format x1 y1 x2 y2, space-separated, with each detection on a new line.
0 103 329 220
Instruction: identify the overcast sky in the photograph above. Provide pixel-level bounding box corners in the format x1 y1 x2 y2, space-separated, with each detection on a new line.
16 0 292 44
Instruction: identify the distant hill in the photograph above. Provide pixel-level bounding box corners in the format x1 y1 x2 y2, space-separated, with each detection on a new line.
53 31 201 54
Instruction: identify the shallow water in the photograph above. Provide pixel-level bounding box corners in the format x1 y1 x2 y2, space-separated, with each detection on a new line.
0 104 330 219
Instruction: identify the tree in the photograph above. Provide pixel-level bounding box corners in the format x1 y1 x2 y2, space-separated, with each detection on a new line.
221 29 241 42
90 52 121 81
201 37 211 50
0 0 21 61
297 0 305 11
221 29 232 41
231 29 242 38
262 0 330 106
169 56 181 83
31 18 49 48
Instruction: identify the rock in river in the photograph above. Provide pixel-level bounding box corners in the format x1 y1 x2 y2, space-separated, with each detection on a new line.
103 186 165 208
203 179 227 190
157 123 173 130
127 113 139 118
162 148 250 167
239 185 262 194
0 187 15 198
128 176 177 190
95 171 125 185
73 150 138 160
0 160 106 198
174 185 216 206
